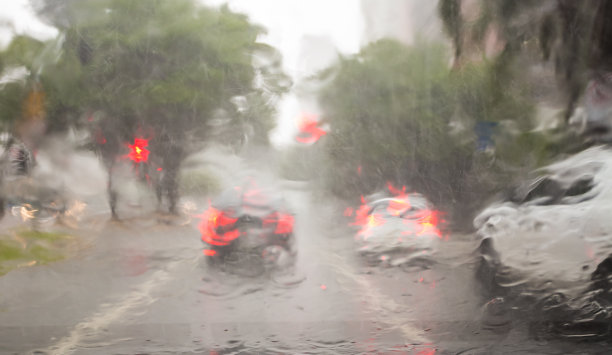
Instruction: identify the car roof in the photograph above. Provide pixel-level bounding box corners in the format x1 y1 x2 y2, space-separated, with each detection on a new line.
369 195 429 211
212 185 287 212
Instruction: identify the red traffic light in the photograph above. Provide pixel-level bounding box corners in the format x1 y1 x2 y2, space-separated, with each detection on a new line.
127 138 150 163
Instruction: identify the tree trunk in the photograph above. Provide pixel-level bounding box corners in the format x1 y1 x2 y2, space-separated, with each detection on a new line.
107 162 118 220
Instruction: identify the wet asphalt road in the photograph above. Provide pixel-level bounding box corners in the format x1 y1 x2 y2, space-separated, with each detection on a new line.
1 147 612 354
0 188 474 354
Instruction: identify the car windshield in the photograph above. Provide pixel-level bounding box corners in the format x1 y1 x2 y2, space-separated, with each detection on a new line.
3 1 612 354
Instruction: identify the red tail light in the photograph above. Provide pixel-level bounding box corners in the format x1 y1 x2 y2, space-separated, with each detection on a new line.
275 213 294 235
352 202 371 227
199 205 240 246
415 209 442 238
350 183 445 239
263 212 295 235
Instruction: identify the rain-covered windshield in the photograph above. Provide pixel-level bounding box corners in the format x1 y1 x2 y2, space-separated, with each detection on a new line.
2 1 612 354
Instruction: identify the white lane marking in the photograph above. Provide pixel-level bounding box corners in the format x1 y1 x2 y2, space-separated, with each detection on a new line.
46 260 182 355
328 253 430 344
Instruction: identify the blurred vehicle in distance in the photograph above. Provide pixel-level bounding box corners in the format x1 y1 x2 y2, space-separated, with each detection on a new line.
349 183 444 267
0 134 35 178
199 180 295 275
0 134 39 220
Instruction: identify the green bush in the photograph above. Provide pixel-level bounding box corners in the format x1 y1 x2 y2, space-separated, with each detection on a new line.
0 230 74 276
179 169 221 196
314 38 569 229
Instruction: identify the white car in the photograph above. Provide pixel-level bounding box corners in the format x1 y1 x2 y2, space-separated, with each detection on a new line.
474 146 612 336
353 191 443 267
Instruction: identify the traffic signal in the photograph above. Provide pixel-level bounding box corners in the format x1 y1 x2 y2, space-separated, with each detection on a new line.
127 138 150 163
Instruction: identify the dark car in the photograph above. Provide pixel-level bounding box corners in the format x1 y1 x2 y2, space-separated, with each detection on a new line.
1 135 45 221
199 182 295 273
474 146 612 338
0 135 35 177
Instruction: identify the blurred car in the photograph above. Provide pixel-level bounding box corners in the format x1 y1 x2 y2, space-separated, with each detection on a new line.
474 146 612 337
0 134 39 220
351 186 443 267
0 134 36 177
199 182 295 272
4 178 66 226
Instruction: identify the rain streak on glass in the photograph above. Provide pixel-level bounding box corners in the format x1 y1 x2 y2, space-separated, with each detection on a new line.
2 0 612 354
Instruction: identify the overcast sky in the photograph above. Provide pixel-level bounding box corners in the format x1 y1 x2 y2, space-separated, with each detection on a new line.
0 0 57 48
1 0 364 146
204 0 362 75
204 0 364 146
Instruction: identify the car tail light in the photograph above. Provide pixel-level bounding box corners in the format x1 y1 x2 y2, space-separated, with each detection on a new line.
263 212 294 235
199 205 240 246
202 249 217 256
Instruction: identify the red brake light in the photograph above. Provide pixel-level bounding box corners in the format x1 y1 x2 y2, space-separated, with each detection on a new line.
263 212 294 235
275 213 294 235
416 209 442 238
350 183 445 239
199 205 240 246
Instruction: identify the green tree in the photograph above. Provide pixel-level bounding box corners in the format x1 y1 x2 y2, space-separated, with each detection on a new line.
0 35 46 131
0 33 82 154
34 0 289 215
315 39 554 227
318 40 468 213
438 0 612 122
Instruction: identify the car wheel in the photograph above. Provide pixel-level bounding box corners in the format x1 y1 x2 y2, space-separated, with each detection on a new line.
475 238 507 299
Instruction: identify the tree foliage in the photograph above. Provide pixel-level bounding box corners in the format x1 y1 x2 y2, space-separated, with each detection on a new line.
0 35 45 130
1 0 289 214
438 0 612 121
315 38 565 228
53 0 288 146
0 33 81 145
2 0 289 147
318 41 464 217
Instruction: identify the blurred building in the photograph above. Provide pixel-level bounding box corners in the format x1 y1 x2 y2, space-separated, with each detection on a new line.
449 0 564 124
360 0 445 45
296 35 339 81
